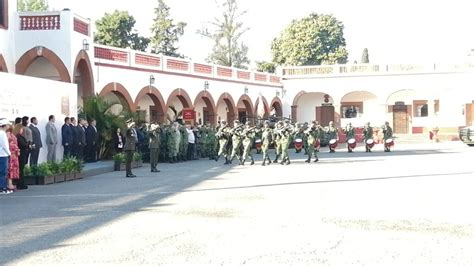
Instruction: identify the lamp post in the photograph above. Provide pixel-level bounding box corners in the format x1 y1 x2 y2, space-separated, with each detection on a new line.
82 39 90 51
244 86 249 94
149 75 155 86
276 89 281 97
204 80 209 91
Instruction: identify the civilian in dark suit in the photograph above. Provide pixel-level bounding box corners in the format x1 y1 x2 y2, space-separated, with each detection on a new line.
70 117 79 157
112 127 125 154
76 118 86 161
85 119 99 162
29 117 42 166
61 117 73 158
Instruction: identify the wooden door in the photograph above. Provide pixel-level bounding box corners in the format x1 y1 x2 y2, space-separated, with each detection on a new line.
393 105 408 133
466 103 474 126
316 105 335 126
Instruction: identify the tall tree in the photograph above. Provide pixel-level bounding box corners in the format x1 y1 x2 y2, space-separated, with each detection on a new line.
17 0 49 11
150 0 186 57
94 10 150 52
198 0 250 69
361 48 370 63
271 13 348 66
256 61 276 73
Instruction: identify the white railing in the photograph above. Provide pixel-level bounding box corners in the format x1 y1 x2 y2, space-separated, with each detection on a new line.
282 63 474 77
93 44 282 86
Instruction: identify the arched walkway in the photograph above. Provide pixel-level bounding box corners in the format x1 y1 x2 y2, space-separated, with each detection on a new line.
99 82 135 112
254 95 270 119
73 50 95 107
0 54 7 72
340 91 379 126
16 46 71 82
270 97 283 118
216 93 236 125
135 86 166 123
236 94 255 124
166 88 193 123
194 90 217 125
386 89 417 134
292 91 335 126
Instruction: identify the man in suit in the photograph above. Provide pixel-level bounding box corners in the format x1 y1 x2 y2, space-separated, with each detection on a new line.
70 117 78 157
85 119 99 162
61 117 73 158
45 115 58 162
124 121 137 178
76 118 86 161
29 117 42 166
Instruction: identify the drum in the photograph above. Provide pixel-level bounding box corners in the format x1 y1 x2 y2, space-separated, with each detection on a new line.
329 139 338 149
365 138 375 148
313 139 321 149
347 138 356 149
385 138 394 147
294 138 303 150
255 139 262 149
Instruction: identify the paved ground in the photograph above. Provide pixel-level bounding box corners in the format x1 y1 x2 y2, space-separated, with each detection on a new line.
1 142 474 265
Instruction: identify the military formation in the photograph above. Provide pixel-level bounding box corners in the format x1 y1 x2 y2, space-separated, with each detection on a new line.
125 119 394 173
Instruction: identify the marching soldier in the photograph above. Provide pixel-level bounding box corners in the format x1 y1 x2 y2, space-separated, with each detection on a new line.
279 120 292 165
272 121 283 163
215 121 231 163
363 122 374 152
149 123 161 172
304 120 320 163
326 121 338 153
206 124 217 160
241 121 255 165
343 122 356 153
383 121 393 152
228 120 244 164
167 122 180 163
293 124 305 153
261 121 273 166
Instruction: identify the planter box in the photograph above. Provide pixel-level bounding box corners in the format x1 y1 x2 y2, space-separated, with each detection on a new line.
74 172 83 179
23 175 38 185
54 174 66 183
65 173 75 181
37 175 55 185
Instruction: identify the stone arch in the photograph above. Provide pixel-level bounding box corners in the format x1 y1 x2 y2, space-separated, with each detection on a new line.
292 90 335 126
16 46 71 82
73 50 95 106
0 54 7 72
194 90 217 125
340 91 378 121
99 82 135 112
254 95 270 118
134 86 167 123
386 89 417 105
216 92 237 125
236 94 255 124
270 97 283 118
166 88 193 109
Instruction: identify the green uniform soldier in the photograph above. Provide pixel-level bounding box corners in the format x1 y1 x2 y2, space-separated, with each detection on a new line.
228 120 243 164
167 122 180 163
124 121 137 178
148 123 161 172
215 121 231 163
206 126 217 160
241 121 255 165
326 121 338 153
261 121 273 166
272 121 283 163
179 125 188 162
200 125 209 158
305 121 319 163
293 124 305 153
363 122 374 152
343 122 356 153
382 121 393 152
279 120 292 165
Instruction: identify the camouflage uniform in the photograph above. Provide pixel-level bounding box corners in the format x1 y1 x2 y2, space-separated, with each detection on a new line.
343 123 356 152
363 122 374 152
149 126 161 172
382 122 393 152
272 121 283 163
206 126 217 160
326 121 338 153
215 122 231 163
305 122 320 163
167 123 180 163
240 123 255 165
228 121 243 164
179 125 188 162
279 123 292 165
261 122 273 166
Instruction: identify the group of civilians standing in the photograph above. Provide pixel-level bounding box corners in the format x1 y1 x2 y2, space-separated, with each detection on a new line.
0 115 99 194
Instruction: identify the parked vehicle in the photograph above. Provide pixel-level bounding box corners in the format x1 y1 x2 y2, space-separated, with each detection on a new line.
459 126 474 146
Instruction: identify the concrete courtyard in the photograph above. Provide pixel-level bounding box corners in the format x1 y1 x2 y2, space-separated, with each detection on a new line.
1 142 473 265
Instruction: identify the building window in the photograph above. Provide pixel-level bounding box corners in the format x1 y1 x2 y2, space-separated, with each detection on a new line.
414 100 428 117
341 102 363 118
0 0 8 29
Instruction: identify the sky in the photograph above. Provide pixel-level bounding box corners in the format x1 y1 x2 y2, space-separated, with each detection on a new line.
48 0 474 67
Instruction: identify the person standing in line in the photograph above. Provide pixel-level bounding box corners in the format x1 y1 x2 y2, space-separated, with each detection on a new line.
21 116 33 165
186 124 195 161
149 123 161 173
61 117 73 158
260 121 273 166
45 115 58 162
76 118 86 161
86 119 99 162
15 125 29 190
113 127 125 154
0 119 12 194
70 117 79 158
6 124 20 191
124 121 137 178
29 117 42 166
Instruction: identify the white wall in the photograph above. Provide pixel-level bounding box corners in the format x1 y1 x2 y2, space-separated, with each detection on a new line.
0 0 17 73
0 72 77 163
136 95 154 122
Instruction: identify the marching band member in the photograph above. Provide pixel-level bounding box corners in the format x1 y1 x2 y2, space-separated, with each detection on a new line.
279 120 293 165
215 121 231 164
261 121 273 166
326 121 338 153
343 122 356 153
383 121 394 152
304 120 320 163
240 121 255 165
363 122 374 152
228 120 244 165
272 121 283 163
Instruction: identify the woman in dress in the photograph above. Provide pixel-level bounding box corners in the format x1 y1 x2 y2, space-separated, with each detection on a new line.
14 125 29 190
6 124 20 191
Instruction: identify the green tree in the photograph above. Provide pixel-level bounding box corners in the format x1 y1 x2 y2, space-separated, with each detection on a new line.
198 0 250 69
94 10 150 52
256 61 276 73
271 13 348 66
17 0 49 11
150 0 186 57
361 48 370 63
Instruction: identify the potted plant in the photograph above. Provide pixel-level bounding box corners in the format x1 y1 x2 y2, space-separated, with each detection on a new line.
23 165 38 185
73 158 84 179
113 153 126 171
36 162 54 185
61 157 76 181
50 161 65 183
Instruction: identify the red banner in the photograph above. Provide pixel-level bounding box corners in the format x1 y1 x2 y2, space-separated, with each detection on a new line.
182 109 195 120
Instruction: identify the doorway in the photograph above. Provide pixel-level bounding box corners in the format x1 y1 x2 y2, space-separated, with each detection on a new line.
316 105 335 126
393 104 408 133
